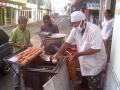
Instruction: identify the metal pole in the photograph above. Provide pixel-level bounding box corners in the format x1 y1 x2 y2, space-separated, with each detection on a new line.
99 0 103 21
36 0 38 22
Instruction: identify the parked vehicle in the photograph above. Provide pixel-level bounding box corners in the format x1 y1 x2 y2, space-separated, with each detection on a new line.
0 29 12 76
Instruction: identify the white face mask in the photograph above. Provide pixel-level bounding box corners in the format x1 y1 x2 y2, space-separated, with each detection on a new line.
74 20 86 31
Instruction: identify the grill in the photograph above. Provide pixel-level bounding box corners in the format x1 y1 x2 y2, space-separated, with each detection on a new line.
21 56 58 90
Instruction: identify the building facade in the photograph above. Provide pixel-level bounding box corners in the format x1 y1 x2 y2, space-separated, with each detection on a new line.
0 0 51 25
87 0 100 24
37 0 51 21
0 0 27 25
99 0 116 21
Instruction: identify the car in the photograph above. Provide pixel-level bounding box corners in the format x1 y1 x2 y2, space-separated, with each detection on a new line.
0 28 12 76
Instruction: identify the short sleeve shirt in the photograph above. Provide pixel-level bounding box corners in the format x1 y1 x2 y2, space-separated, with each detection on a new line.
9 27 30 53
101 19 114 40
66 22 107 76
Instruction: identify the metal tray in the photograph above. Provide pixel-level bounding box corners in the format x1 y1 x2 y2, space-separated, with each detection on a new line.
3 48 27 65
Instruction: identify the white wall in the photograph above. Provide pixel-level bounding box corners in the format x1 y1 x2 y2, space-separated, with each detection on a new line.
104 64 120 90
26 3 37 22
104 1 120 90
110 0 120 82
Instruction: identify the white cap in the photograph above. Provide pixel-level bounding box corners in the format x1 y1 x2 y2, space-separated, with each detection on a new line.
71 11 86 22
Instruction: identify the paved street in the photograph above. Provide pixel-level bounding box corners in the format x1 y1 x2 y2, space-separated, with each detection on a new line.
0 72 13 90
0 16 71 90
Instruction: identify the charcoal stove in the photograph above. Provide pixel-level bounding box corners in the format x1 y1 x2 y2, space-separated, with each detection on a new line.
21 56 72 90
4 50 72 90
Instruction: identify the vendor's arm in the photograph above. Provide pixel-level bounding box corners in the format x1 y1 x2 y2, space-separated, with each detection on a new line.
73 27 103 60
72 48 100 59
54 42 71 59
78 48 100 56
53 29 75 63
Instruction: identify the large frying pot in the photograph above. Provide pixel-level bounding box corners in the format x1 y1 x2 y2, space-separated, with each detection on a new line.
44 33 67 54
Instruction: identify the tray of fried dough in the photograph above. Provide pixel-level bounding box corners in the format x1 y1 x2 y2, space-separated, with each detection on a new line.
6 47 43 65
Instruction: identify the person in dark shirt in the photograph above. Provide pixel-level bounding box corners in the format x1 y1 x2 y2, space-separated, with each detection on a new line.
40 15 59 33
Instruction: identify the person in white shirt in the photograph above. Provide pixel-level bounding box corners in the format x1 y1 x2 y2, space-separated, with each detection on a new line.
101 10 114 62
52 11 107 90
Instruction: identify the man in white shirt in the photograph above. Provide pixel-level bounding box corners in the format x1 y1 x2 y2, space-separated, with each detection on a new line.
52 11 107 90
101 9 114 62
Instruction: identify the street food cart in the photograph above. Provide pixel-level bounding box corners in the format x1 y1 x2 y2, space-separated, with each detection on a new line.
4 32 73 90
4 47 72 90
38 32 79 84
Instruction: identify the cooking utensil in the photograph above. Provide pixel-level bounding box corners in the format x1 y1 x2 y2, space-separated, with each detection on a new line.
40 55 51 61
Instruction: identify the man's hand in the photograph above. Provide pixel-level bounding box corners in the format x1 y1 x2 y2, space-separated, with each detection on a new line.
21 45 28 48
71 48 101 60
51 42 70 64
21 43 32 48
52 58 58 64
27 43 33 47
52 53 61 64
